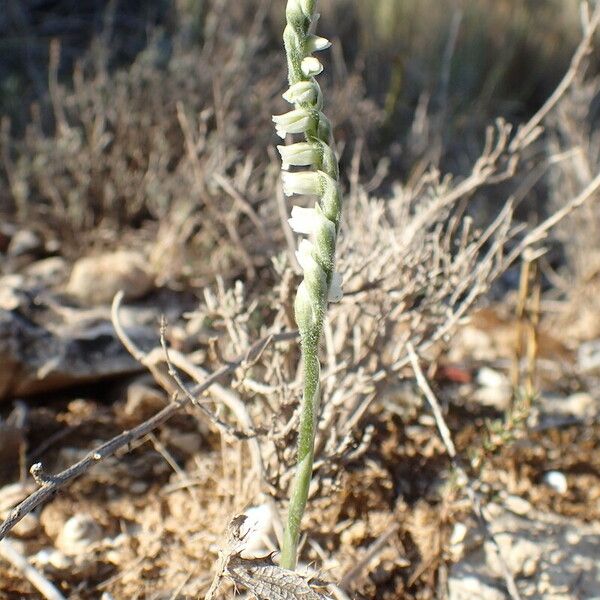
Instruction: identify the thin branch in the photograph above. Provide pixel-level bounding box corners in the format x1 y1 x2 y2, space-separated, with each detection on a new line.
0 294 296 542
406 343 523 600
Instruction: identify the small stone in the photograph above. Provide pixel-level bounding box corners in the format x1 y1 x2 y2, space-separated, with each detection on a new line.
503 495 533 517
57 514 102 555
473 367 512 410
476 367 509 388
33 548 73 571
7 229 42 258
543 471 568 494
450 522 468 546
485 536 540 578
0 275 26 310
564 393 596 419
66 250 154 305
448 574 507 600
578 340 600 374
566 530 581 545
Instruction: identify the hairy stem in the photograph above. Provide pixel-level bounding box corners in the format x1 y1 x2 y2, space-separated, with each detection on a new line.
275 0 342 570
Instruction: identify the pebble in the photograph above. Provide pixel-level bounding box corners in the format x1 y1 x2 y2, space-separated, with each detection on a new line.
66 250 154 305
124 382 165 418
578 340 600 374
33 548 73 571
540 392 596 419
503 495 533 517
450 522 468 546
485 536 540 578
57 514 102 555
448 574 507 600
476 367 509 388
7 229 42 258
543 471 568 494
473 367 512 410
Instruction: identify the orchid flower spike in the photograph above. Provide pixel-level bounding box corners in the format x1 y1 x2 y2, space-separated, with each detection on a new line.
274 0 344 572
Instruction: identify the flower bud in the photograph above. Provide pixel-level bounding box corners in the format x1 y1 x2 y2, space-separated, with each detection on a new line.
282 81 320 105
301 57 323 77
306 35 331 53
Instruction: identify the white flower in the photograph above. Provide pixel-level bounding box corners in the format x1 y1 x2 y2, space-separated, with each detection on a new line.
282 81 319 105
306 35 331 53
301 57 323 77
277 142 320 170
288 205 317 234
295 238 317 273
272 109 312 138
328 272 343 302
282 171 321 197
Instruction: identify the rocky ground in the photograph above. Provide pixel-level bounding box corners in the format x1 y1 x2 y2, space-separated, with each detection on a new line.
0 224 599 600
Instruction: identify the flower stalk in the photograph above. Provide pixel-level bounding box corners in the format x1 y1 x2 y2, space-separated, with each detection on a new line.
274 0 343 570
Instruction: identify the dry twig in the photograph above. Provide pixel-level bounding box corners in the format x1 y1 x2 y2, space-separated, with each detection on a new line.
0 538 66 600
0 293 295 542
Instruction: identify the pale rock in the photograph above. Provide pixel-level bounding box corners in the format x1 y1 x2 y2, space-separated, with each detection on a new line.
543 471 568 494
578 339 600 374
474 367 511 410
0 482 35 513
450 522 468 546
503 494 533 517
540 392 596 419
57 513 102 555
485 536 540 578
476 367 509 388
130 481 149 495
66 250 154 305
0 275 26 310
564 392 596 418
33 548 73 571
448 573 507 600
7 229 42 257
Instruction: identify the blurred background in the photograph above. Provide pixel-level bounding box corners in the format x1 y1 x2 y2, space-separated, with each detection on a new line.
0 0 590 216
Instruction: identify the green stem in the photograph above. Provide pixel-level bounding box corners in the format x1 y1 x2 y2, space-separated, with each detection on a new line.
280 332 321 570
